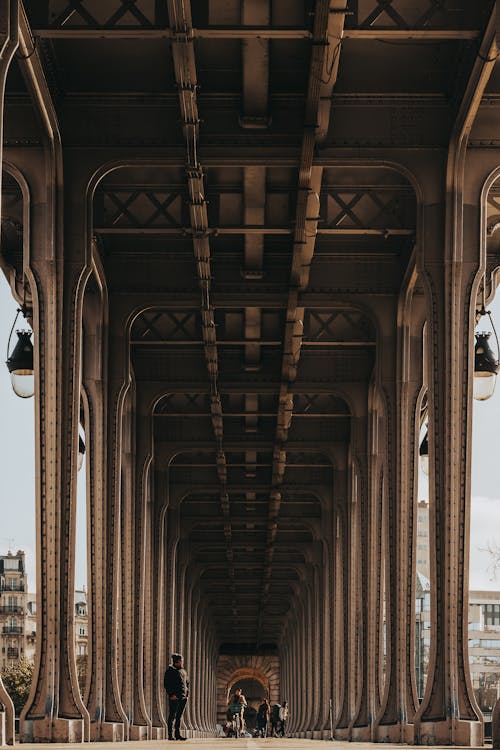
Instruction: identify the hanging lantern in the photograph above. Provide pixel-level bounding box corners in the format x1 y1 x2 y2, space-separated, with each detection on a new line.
6 329 34 398
474 331 499 401
419 429 429 476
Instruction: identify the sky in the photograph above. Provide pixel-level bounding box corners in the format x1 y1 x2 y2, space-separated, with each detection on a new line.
0 272 499 593
0 271 87 591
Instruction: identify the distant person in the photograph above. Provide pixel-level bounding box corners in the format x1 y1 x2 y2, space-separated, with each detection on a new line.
228 687 247 735
257 698 270 737
270 702 281 737
164 653 189 741
278 700 289 736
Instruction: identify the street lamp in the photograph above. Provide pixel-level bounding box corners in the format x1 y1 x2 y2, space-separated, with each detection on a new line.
5 308 34 398
474 307 499 401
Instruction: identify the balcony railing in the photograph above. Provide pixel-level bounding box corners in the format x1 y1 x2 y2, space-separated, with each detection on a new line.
2 625 23 634
0 606 23 614
0 584 25 592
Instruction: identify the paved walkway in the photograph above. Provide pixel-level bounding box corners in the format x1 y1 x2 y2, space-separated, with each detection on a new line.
15 741 486 749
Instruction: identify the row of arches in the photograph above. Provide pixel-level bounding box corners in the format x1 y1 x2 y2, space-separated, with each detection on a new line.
0 147 500 745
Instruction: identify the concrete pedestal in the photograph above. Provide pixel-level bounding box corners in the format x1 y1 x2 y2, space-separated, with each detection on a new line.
351 724 373 741
129 724 149 741
26 717 85 743
417 718 483 746
96 721 126 742
373 721 414 743
335 726 351 740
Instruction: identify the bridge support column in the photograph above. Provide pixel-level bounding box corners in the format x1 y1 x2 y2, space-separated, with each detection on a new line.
81 276 126 742
374 315 418 743
330 460 347 735
20 161 91 742
0 678 14 746
150 495 167 739
413 196 483 746
129 400 153 739
0 7 17 742
351 415 374 741
335 473 356 740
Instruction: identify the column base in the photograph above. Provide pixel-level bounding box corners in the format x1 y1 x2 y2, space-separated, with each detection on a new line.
0 709 14 746
492 697 500 750
335 725 351 740
416 718 483 746
151 726 165 739
91 720 125 742
351 724 373 741
26 717 85 742
373 721 414 743
129 723 149 740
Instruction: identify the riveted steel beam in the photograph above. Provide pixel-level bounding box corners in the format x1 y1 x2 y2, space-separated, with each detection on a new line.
256 0 346 645
32 27 480 40
166 0 236 590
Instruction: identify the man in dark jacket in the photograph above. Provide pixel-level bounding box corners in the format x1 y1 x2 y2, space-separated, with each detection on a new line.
164 653 189 741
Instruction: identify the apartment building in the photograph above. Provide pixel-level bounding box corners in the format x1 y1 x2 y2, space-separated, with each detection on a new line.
0 551 87 671
0 551 36 668
416 501 500 718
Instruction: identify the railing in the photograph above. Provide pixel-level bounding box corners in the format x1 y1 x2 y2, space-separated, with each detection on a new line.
0 606 23 614
0 584 25 592
2 626 23 634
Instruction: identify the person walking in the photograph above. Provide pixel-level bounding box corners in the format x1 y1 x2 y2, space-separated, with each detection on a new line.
278 700 289 737
270 703 281 737
164 653 189 741
256 698 270 737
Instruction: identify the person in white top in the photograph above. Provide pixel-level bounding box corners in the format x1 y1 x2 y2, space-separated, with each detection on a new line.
278 700 289 737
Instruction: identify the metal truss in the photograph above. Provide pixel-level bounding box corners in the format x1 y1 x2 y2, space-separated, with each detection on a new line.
31 0 483 37
344 0 482 30
321 186 415 232
47 0 162 28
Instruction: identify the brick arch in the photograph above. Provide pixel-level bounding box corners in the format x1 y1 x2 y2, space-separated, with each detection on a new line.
227 667 270 701
216 654 280 725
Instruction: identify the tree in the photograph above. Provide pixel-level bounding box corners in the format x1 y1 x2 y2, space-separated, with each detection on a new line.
482 541 500 580
0 658 34 716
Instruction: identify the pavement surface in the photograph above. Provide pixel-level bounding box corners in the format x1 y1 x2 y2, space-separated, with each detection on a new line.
15 741 487 749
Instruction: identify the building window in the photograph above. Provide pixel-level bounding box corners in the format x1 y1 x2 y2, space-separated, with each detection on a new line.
484 605 500 626
3 559 18 571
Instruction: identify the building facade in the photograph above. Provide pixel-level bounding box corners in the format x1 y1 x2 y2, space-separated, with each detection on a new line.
0 552 36 670
469 591 500 719
0 552 87 683
415 502 500 721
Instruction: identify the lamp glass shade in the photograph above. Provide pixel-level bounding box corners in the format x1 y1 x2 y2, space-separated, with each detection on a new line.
6 331 34 398
474 332 499 401
473 371 496 401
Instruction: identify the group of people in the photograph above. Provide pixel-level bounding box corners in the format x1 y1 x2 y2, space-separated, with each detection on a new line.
256 698 289 738
224 690 289 738
163 652 289 741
